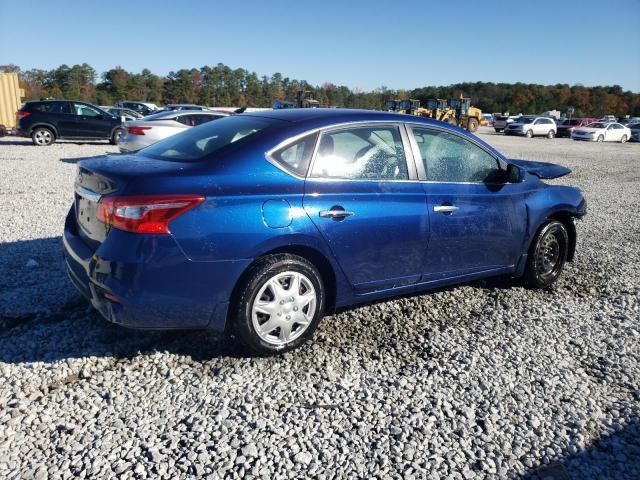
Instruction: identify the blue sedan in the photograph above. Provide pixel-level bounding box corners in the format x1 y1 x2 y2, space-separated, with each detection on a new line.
63 109 586 354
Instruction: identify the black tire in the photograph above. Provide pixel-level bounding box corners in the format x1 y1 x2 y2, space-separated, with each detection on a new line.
231 254 326 355
525 129 533 139
620 135 627 144
110 128 125 145
0 125 7 137
547 129 555 139
523 220 569 289
597 135 604 142
467 118 479 133
31 127 55 146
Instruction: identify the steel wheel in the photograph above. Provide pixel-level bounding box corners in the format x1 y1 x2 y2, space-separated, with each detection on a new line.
523 220 569 288
32 128 54 146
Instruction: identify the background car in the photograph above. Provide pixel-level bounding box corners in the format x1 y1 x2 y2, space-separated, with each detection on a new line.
504 116 557 138
115 101 159 116
64 109 585 355
571 122 631 143
100 106 144 121
556 118 597 138
492 114 521 132
16 100 124 146
628 123 640 141
481 113 493 126
118 110 228 152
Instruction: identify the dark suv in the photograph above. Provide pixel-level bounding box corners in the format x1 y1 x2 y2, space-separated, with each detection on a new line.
16 100 125 146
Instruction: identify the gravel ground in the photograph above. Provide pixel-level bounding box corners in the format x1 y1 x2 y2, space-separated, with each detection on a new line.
0 130 639 479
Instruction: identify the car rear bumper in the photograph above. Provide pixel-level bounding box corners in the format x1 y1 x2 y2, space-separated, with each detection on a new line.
118 134 150 153
63 205 249 331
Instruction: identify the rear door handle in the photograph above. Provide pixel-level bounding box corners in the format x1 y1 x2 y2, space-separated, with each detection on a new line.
319 209 354 219
433 205 459 214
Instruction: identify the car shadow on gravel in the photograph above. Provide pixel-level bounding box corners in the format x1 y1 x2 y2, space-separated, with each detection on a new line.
518 419 640 479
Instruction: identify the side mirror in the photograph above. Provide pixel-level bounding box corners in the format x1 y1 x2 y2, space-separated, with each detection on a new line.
506 163 524 183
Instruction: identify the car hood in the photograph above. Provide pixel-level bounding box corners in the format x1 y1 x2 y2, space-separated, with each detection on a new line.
509 159 571 179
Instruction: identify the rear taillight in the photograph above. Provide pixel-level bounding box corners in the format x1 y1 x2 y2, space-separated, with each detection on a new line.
97 195 204 234
127 126 151 135
17 111 30 119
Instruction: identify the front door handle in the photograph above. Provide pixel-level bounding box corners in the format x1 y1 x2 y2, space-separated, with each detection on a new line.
433 205 459 214
319 209 354 219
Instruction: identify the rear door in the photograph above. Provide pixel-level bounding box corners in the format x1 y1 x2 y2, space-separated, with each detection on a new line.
408 125 527 280
32 101 75 136
302 123 429 292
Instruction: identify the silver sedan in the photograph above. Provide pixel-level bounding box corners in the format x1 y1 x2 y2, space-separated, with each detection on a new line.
118 110 228 152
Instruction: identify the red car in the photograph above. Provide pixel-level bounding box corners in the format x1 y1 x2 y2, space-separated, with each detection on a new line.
556 118 598 138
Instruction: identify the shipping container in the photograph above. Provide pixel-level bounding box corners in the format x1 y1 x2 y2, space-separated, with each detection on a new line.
0 73 25 132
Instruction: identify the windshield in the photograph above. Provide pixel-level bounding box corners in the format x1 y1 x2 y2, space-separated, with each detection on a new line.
140 115 278 161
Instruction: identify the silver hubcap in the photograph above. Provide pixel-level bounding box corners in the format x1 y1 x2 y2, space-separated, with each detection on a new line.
35 130 51 145
251 271 317 346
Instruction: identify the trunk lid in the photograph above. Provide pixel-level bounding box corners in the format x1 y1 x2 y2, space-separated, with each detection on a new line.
508 159 571 179
74 154 193 248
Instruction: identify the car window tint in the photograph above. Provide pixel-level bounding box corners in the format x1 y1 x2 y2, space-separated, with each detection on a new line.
270 133 318 176
193 114 222 126
32 102 69 114
412 128 501 183
310 125 408 180
141 115 278 162
74 103 100 117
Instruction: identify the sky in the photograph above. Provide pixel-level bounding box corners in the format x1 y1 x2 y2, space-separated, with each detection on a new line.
1 0 639 92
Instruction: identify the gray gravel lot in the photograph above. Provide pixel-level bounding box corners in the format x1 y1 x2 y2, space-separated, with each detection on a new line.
0 130 639 479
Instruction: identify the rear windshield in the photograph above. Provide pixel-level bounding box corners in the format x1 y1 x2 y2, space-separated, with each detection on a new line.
140 115 279 161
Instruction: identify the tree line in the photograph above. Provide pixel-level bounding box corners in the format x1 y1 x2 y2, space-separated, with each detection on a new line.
1 63 638 117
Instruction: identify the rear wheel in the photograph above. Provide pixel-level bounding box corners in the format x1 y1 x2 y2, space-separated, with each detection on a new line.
547 130 555 139
467 118 479 133
231 254 325 355
110 127 125 145
32 127 55 146
597 135 604 142
523 220 569 289
620 135 627 144
525 129 533 138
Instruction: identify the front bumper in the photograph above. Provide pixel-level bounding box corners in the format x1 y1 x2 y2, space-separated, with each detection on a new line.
63 205 249 331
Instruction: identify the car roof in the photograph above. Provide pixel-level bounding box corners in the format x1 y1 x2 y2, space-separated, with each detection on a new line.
143 110 229 120
241 108 431 123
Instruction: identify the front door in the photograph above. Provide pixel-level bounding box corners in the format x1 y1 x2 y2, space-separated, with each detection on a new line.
73 102 111 138
408 126 527 280
302 124 428 292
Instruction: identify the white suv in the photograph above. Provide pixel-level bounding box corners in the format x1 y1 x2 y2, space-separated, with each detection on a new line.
504 116 557 139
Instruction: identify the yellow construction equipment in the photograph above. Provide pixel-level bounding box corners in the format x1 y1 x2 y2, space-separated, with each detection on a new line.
425 98 457 124
449 95 482 132
386 99 400 112
0 73 24 134
397 99 431 117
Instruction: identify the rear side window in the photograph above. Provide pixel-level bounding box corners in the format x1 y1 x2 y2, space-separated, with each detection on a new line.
30 102 70 114
270 133 318 176
141 115 278 162
310 125 408 180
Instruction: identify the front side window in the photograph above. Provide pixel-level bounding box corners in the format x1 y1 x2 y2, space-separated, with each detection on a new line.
310 125 408 180
412 127 502 183
74 103 100 117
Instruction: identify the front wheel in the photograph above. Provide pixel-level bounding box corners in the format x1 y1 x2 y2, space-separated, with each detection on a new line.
110 128 125 145
525 130 533 138
547 130 555 139
523 220 569 289
620 135 627 144
467 118 479 132
597 135 604 142
231 254 325 355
